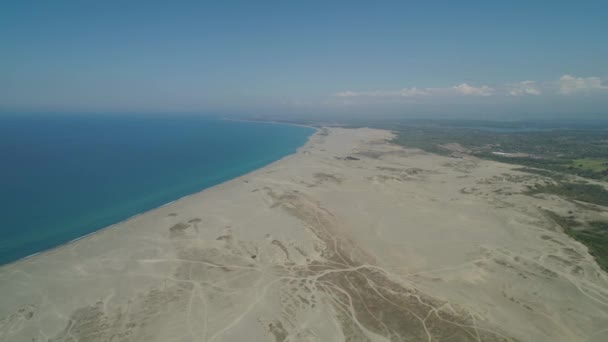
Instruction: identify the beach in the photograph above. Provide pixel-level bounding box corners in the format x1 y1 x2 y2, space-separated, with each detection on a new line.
0 115 314 265
1 127 607 341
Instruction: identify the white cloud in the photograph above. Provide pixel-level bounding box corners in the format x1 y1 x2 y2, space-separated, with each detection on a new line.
334 91 360 97
333 75 607 101
397 88 430 97
334 84 492 98
558 74 608 95
334 87 430 98
451 83 494 96
507 80 541 96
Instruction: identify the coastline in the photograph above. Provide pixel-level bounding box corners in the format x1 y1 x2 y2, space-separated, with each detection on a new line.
2 125 319 269
220 116 319 130
1 127 607 342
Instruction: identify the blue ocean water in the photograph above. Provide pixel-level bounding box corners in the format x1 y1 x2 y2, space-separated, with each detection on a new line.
0 114 314 265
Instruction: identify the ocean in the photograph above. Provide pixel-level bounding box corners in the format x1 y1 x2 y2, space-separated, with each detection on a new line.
0 114 314 265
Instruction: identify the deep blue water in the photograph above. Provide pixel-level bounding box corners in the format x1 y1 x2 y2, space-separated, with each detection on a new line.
0 114 314 265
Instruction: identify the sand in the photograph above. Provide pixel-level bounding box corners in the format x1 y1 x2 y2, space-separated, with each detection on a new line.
1 127 607 342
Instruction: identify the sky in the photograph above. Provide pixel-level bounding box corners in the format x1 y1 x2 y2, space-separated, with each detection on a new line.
1 1 607 119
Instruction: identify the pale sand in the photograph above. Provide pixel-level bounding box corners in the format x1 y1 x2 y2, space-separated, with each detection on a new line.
1 127 608 342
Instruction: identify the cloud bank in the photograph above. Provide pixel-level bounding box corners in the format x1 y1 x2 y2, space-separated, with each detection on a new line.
335 88 430 98
334 75 606 99
558 75 608 94
452 83 494 96
335 83 494 98
506 81 541 96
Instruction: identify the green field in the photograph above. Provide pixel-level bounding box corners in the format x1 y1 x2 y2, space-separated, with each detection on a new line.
383 125 608 181
570 158 608 173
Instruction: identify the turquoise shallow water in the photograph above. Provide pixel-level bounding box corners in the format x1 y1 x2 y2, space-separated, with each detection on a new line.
0 114 314 265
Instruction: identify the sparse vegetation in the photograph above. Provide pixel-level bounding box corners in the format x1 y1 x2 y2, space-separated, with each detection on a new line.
526 182 608 207
512 167 566 181
387 125 608 181
570 158 608 173
287 119 608 274
383 122 608 273
546 211 608 272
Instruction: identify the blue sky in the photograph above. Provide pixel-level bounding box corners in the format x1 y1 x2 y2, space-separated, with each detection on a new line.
1 1 607 118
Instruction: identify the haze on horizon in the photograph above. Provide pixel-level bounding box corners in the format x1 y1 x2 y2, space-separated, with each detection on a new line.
1 1 607 120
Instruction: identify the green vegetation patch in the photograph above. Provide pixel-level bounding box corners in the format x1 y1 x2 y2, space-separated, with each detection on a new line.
546 211 608 272
570 158 608 172
568 228 608 272
544 210 581 228
512 167 566 181
388 125 608 181
526 182 608 207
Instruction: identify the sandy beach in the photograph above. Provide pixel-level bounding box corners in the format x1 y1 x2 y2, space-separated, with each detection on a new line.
1 127 607 342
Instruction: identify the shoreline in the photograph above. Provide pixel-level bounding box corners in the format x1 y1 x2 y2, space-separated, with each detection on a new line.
220 116 319 130
2 127 606 342
2 125 319 269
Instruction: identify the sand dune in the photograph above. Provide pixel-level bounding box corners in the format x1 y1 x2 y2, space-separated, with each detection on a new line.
1 127 607 342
